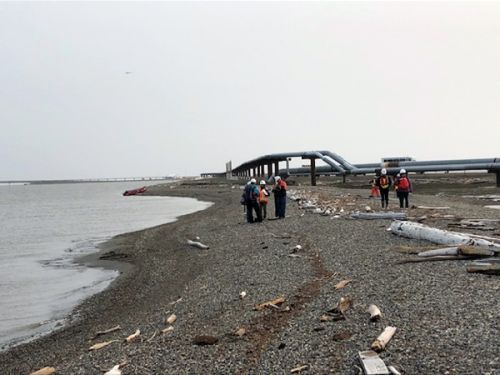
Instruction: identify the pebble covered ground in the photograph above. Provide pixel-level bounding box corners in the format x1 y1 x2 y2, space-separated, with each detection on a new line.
1 176 499 375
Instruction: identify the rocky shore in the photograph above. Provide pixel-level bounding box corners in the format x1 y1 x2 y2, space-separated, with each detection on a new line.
1 177 499 374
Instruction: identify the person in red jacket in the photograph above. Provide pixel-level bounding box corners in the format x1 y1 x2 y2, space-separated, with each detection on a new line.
395 169 412 208
375 168 392 209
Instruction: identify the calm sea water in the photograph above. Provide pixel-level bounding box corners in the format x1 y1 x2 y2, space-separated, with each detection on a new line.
0 181 211 349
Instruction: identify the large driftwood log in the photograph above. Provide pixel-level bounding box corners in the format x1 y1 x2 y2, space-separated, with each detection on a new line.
351 212 407 220
371 326 397 352
390 221 500 254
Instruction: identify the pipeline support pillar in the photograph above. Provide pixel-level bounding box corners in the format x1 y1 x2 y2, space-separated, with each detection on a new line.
310 158 317 186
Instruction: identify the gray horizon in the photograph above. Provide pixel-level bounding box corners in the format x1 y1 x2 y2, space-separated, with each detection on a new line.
1 2 499 180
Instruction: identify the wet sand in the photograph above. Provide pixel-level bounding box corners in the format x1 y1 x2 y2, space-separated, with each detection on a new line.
1 176 499 374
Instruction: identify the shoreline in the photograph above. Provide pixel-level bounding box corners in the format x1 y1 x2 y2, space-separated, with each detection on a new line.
1 178 499 374
0 189 214 353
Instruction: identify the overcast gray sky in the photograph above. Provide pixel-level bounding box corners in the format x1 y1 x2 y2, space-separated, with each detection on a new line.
1 1 499 180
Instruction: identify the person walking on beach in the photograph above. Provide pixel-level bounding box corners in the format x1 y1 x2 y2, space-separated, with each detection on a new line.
375 168 392 209
369 179 380 198
244 179 262 223
395 169 412 208
259 180 270 219
273 175 288 218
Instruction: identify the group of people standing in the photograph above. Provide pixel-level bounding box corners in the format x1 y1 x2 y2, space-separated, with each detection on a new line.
373 168 413 209
242 176 288 223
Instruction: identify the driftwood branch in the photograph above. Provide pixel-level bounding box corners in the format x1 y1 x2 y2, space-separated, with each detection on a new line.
187 240 209 249
351 212 407 220
92 325 121 339
30 368 56 375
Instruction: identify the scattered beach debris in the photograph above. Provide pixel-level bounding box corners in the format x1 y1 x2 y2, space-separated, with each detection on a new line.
169 297 183 306
30 367 56 375
125 329 140 343
187 240 209 249
88 340 117 351
235 327 246 337
293 245 303 252
239 291 247 299
192 335 219 346
449 218 500 231
254 296 286 311
290 364 309 373
368 304 382 322
358 350 389 375
365 206 372 212
387 365 402 375
334 279 352 290
323 297 353 321
104 365 122 375
371 326 397 352
92 325 121 339
162 326 174 334
166 313 177 325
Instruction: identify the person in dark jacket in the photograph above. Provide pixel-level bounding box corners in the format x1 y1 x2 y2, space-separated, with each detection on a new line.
272 175 288 218
244 178 262 223
375 168 392 209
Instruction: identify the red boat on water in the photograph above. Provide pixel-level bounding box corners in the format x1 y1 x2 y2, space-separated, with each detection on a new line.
123 186 147 196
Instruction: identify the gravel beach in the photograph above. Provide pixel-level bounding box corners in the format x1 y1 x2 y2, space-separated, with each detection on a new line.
1 176 499 375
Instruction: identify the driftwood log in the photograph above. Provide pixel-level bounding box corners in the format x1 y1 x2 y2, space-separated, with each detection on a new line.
371 326 397 352
351 212 407 220
187 240 209 249
467 258 500 275
390 221 500 253
417 246 494 258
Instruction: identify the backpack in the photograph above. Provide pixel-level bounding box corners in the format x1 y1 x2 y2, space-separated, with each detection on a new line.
379 176 389 189
399 177 409 190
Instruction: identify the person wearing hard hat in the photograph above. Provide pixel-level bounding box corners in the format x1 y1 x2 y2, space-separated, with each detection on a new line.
395 169 412 208
243 178 262 223
375 168 392 209
272 174 288 218
258 180 270 219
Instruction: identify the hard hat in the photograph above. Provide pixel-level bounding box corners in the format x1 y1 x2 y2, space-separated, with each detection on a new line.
260 180 266 185
381 168 387 175
400 168 406 174
275 176 281 181
250 178 256 184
